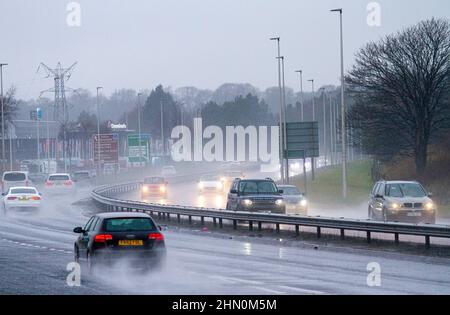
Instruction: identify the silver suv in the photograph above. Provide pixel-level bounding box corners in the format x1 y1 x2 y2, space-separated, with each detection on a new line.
368 180 436 224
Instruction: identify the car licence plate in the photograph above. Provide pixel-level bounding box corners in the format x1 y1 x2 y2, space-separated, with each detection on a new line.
19 197 29 201
407 212 422 217
118 240 143 246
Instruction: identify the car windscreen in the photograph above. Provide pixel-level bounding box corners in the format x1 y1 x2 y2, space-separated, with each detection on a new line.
104 218 157 232
239 181 278 194
386 183 426 198
280 186 301 195
10 188 36 194
48 175 70 181
3 173 26 181
144 177 164 184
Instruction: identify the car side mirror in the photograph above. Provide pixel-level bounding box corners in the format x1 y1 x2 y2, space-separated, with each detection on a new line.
158 225 168 231
230 189 237 194
73 227 84 234
278 189 284 194
428 192 433 197
1 193 5 196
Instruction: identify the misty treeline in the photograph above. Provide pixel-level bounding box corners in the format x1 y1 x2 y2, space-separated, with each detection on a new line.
347 18 450 176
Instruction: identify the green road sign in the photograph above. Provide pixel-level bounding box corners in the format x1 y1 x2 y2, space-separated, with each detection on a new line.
282 121 319 159
128 134 150 163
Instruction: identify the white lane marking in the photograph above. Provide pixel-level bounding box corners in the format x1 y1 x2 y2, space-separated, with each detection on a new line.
277 285 325 295
0 238 71 255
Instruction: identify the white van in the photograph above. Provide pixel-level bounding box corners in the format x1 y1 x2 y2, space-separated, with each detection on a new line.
2 171 32 193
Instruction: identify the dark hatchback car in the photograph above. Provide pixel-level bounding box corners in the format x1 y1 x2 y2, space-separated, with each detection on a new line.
73 212 166 272
226 178 286 214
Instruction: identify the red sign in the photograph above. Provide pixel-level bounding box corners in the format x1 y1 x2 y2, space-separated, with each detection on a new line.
93 134 119 163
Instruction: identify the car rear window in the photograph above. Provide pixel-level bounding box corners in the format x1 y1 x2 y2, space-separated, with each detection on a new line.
104 218 156 232
280 186 300 195
10 188 37 194
3 173 26 181
49 175 70 181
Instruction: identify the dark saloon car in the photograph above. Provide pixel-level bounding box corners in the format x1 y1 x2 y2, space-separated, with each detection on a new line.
73 212 166 272
226 178 286 214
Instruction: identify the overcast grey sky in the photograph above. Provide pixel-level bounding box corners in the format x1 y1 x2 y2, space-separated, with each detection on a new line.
1 0 450 100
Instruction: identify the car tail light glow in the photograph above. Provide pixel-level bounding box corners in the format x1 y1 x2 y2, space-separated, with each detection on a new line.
64 180 73 186
31 196 41 201
7 196 17 200
45 181 54 187
94 234 113 242
148 232 164 241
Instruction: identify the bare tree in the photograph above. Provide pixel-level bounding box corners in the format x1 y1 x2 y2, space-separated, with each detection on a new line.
347 18 450 175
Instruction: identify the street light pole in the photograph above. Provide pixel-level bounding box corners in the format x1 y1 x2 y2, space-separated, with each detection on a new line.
308 79 316 180
96 86 103 176
160 97 164 157
270 37 285 183
277 56 288 183
321 88 327 167
331 8 347 199
137 93 143 166
1 63 8 172
295 70 304 122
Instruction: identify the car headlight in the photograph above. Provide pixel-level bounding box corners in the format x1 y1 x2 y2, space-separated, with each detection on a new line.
217 182 223 189
220 177 226 182
242 199 253 206
425 202 435 210
141 186 149 193
159 185 166 193
389 202 400 210
198 182 204 189
275 199 284 206
299 199 307 207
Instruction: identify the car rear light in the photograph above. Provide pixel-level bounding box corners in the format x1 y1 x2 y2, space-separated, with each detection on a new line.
64 180 73 186
45 181 54 187
94 234 113 242
7 196 17 200
31 196 41 201
148 232 164 241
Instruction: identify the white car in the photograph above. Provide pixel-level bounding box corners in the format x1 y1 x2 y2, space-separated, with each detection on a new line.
198 174 223 193
161 165 177 176
2 186 42 212
45 173 76 194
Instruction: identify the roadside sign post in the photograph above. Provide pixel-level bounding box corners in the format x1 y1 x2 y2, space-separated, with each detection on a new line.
283 121 319 195
127 134 150 165
93 134 119 175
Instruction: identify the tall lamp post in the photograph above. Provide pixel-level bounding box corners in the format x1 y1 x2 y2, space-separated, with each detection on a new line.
308 79 316 180
331 8 347 199
277 56 288 183
137 93 143 166
96 86 103 176
295 70 304 122
1 63 8 172
270 37 285 183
